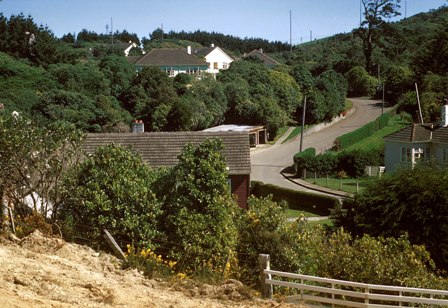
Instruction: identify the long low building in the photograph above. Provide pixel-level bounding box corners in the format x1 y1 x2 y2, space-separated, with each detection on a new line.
83 131 251 208
203 124 267 147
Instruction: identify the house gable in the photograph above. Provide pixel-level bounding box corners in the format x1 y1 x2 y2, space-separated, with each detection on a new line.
244 49 279 67
384 124 448 172
192 45 234 73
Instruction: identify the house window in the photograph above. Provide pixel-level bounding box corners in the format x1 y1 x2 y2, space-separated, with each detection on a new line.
222 62 228 69
401 147 411 162
169 68 175 77
187 67 199 75
213 62 218 69
414 148 424 161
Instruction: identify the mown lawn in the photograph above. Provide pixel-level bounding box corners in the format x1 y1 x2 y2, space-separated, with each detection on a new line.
287 209 334 226
303 176 377 194
282 126 303 143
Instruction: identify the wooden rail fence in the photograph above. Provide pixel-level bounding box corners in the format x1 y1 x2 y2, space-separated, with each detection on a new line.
258 254 448 307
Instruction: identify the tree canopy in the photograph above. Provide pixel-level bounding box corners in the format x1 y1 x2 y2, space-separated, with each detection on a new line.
333 165 448 270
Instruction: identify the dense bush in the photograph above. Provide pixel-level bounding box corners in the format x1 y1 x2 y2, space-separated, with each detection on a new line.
346 65 378 97
59 144 163 249
293 147 316 176
237 196 447 289
337 149 383 177
293 148 383 178
153 139 239 275
0 114 83 220
250 181 339 216
236 196 323 284
333 165 448 271
314 229 447 289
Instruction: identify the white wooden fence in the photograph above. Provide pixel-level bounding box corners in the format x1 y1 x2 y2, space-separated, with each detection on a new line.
258 254 448 307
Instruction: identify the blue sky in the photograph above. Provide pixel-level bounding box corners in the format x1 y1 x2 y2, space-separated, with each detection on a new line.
1 0 446 44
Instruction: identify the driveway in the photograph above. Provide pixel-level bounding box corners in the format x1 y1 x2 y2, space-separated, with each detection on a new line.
250 98 389 194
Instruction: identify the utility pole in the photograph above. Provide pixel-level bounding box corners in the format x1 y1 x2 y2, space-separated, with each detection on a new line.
111 17 114 45
415 83 424 124
161 23 164 43
300 96 307 153
290 10 292 54
405 0 407 19
378 64 384 114
359 0 362 27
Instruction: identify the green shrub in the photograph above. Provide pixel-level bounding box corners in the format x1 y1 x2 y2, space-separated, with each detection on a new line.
337 149 383 177
346 65 378 97
154 139 239 275
333 165 448 271
315 229 447 289
250 181 339 216
235 196 325 285
293 148 383 179
59 144 163 250
236 196 448 289
293 148 316 176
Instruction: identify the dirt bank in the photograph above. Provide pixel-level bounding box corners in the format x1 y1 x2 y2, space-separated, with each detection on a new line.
0 231 299 307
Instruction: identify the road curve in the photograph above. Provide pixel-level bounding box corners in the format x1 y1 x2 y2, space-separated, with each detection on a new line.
250 98 388 192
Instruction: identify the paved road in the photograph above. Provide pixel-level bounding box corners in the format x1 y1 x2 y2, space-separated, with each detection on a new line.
250 98 388 193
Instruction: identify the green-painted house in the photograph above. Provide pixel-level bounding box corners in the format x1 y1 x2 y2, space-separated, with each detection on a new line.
128 48 209 77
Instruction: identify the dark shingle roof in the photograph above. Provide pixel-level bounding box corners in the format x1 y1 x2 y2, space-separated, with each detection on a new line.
193 46 215 58
245 49 279 66
127 56 141 64
432 126 448 143
133 49 209 67
83 131 251 175
384 124 448 143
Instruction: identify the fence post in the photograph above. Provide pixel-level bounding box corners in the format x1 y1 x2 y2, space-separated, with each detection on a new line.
326 174 329 187
258 254 273 299
331 283 335 308
8 207 16 234
103 229 127 261
364 286 370 305
356 178 359 193
221 250 231 279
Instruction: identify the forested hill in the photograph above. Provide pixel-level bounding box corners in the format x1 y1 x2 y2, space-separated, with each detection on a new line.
287 5 448 73
0 4 447 135
145 28 290 54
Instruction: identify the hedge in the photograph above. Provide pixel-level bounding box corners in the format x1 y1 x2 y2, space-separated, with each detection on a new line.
293 148 384 178
250 181 339 216
293 148 316 176
334 112 391 151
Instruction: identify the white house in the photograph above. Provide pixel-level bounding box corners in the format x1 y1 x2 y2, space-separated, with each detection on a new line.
190 44 234 74
384 106 448 172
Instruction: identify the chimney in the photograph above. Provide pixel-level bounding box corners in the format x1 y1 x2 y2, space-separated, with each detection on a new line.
187 46 191 55
441 104 448 127
131 120 144 133
211 43 215 48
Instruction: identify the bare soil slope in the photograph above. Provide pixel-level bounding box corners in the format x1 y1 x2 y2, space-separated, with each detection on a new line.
0 231 297 307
